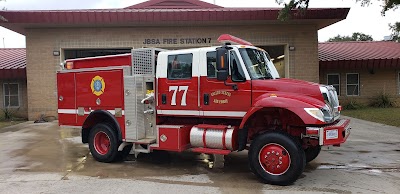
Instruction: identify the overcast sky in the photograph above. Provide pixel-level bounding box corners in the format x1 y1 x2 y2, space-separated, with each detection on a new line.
0 0 399 48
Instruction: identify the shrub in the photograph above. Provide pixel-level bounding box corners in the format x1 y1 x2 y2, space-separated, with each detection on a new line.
369 93 395 108
343 100 364 110
1 108 15 121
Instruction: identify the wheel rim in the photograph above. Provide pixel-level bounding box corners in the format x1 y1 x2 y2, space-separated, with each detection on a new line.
94 131 111 155
258 143 291 175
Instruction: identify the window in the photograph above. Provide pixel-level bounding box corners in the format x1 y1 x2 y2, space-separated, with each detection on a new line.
167 54 193 79
327 74 340 96
398 72 400 94
230 51 246 82
346 73 359 96
3 83 19 108
206 51 217 78
64 49 131 60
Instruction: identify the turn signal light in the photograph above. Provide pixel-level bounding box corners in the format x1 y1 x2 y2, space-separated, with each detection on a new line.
65 62 74 69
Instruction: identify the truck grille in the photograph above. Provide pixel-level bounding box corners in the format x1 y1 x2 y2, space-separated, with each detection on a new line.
321 85 340 119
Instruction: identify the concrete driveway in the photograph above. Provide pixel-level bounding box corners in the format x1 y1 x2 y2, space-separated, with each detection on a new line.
0 116 399 194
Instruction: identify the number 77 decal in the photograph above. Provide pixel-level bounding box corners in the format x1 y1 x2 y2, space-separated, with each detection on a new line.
169 86 189 106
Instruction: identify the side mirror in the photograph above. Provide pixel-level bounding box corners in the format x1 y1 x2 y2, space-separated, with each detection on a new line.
216 47 228 81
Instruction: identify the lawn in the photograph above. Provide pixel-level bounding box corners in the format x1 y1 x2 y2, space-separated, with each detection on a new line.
341 107 400 127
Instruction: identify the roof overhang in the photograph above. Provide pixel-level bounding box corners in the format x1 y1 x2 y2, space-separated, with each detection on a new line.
0 8 349 35
320 59 400 70
0 69 26 79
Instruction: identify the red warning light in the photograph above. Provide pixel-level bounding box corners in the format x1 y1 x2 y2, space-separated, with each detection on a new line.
217 34 253 46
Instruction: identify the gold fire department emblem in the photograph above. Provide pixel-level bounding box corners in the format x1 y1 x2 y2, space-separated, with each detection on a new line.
91 76 106 96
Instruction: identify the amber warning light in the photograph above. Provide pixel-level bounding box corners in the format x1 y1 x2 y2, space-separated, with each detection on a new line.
217 34 253 46
65 62 74 70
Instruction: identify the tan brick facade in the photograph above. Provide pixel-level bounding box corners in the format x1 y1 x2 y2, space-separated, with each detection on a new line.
320 68 400 106
25 24 319 120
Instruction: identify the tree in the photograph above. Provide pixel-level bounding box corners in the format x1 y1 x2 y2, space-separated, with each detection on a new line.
276 0 400 20
389 22 400 41
328 32 373 42
0 0 6 22
276 0 399 41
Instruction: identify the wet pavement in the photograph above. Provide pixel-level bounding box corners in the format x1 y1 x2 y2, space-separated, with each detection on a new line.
0 116 399 194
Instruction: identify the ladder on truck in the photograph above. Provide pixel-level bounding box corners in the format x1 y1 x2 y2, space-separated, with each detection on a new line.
123 48 164 155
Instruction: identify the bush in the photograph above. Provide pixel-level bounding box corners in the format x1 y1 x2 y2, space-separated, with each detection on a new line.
343 101 364 110
1 108 15 121
369 93 395 108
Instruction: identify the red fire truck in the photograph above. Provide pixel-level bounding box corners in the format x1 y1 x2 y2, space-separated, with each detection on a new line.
57 34 350 185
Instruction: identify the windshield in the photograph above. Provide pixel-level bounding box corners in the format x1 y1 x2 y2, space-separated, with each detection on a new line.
239 48 280 80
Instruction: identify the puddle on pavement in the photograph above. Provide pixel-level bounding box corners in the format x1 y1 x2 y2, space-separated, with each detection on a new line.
0 122 30 133
358 150 371 153
7 123 267 193
7 122 391 194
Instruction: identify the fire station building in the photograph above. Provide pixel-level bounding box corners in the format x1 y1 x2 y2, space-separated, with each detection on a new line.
0 0 350 120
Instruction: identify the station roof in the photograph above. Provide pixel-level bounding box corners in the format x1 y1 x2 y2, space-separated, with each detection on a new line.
0 0 349 35
0 48 26 79
319 41 400 69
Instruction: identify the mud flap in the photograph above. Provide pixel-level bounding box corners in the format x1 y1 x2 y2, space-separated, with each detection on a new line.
237 127 248 151
82 128 89 143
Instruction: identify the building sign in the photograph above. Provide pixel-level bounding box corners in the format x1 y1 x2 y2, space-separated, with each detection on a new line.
143 38 212 45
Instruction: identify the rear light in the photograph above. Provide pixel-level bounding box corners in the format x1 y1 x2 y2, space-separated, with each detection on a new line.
337 106 342 111
65 62 74 69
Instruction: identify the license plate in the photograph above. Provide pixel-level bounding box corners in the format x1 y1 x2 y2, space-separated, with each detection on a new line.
326 129 338 139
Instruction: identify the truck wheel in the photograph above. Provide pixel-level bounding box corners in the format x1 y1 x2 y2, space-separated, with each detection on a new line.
248 132 306 185
305 145 321 163
89 123 119 163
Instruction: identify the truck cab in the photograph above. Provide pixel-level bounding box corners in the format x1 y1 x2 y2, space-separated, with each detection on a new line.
57 34 350 186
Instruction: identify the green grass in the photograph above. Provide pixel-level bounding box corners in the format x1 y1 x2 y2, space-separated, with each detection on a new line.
342 107 400 127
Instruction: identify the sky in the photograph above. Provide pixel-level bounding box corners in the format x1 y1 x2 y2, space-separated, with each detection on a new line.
0 0 399 48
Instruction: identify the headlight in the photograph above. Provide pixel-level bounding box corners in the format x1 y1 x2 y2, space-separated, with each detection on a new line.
305 106 334 123
304 108 324 122
321 105 334 122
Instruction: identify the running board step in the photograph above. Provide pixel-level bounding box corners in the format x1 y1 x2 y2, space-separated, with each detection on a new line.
191 148 231 155
133 138 156 144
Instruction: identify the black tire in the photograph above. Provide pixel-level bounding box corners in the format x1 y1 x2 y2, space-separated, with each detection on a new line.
248 132 306 186
88 123 120 163
305 145 321 163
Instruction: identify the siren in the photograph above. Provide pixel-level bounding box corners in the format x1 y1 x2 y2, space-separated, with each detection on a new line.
217 34 253 46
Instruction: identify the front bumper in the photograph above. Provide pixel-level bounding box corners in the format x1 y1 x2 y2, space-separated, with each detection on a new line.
306 119 351 146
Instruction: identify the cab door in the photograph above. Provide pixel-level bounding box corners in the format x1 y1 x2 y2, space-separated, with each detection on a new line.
199 49 251 118
156 51 200 116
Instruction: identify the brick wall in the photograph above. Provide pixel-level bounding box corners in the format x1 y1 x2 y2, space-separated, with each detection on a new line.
320 68 400 106
25 24 319 120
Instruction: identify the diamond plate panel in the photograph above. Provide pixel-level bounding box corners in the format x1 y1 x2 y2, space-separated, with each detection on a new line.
124 76 138 141
135 76 146 139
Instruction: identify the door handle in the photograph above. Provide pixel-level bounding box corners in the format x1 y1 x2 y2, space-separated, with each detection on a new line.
162 94 167 104
204 94 209 105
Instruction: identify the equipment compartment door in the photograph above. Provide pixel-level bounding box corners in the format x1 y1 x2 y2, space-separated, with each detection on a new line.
75 70 124 124
57 73 77 125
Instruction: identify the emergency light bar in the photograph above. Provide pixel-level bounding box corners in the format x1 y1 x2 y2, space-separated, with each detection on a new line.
217 34 253 46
